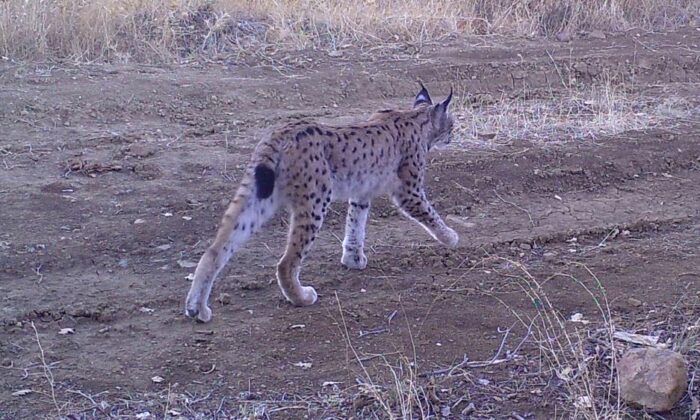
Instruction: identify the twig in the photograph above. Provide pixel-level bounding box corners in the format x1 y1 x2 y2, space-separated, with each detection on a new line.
34 263 44 283
215 396 226 417
65 388 107 407
267 405 309 413
358 327 389 338
632 37 658 53
491 324 515 362
545 49 568 89
31 321 61 415
420 354 469 377
493 189 535 227
583 227 619 254
188 391 212 405
358 352 401 363
387 310 397 324
334 293 392 414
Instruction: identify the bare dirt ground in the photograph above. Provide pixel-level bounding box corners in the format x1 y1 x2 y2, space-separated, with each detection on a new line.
1 26 700 419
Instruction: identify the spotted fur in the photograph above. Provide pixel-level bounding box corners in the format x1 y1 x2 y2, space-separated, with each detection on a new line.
185 83 458 322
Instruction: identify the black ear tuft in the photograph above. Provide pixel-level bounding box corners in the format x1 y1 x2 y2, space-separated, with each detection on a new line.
443 87 453 108
414 81 433 107
433 87 454 116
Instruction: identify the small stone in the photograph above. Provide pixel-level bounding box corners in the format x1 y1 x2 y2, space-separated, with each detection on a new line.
556 31 572 42
519 243 531 251
217 293 232 305
589 30 606 40
126 144 155 159
627 297 642 307
177 260 197 268
618 348 688 412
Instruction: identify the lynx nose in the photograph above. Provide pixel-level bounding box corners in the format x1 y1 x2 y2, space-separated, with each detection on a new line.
185 308 199 318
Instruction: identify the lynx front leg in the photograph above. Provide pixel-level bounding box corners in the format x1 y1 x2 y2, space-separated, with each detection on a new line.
392 187 458 248
341 200 370 269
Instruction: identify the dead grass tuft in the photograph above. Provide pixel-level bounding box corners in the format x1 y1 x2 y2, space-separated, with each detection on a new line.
488 260 626 418
485 259 698 418
453 78 694 147
1 0 697 62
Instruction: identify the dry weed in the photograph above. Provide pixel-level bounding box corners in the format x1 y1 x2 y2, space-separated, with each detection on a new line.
453 78 693 147
1 0 696 62
484 259 626 418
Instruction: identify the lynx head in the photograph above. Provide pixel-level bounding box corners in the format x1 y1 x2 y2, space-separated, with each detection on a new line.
414 82 455 149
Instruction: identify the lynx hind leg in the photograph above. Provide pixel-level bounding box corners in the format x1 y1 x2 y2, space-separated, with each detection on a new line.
185 193 277 322
276 188 331 306
341 200 370 269
392 186 458 248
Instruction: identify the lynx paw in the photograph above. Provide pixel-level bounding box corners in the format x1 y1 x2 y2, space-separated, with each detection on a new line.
341 250 368 270
185 296 213 323
288 286 318 307
439 227 459 248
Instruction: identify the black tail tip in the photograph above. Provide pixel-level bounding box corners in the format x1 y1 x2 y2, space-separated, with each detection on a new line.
254 164 275 199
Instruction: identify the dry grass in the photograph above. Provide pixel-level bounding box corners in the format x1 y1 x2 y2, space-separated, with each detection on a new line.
489 260 626 419
485 259 699 419
453 78 694 147
1 0 697 62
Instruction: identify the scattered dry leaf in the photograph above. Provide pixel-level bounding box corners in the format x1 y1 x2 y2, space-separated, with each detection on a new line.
570 313 590 324
12 389 32 396
292 361 312 369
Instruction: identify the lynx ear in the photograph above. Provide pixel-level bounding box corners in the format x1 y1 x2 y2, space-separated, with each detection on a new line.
414 81 433 107
433 87 453 115
431 87 454 122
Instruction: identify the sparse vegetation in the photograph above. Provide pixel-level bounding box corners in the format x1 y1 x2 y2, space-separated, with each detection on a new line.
1 0 697 62
454 78 693 146
489 260 625 419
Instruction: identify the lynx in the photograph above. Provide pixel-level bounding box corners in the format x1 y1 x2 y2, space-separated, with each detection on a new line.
185 83 458 322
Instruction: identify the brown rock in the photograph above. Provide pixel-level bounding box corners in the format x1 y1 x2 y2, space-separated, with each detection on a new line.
618 348 688 412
